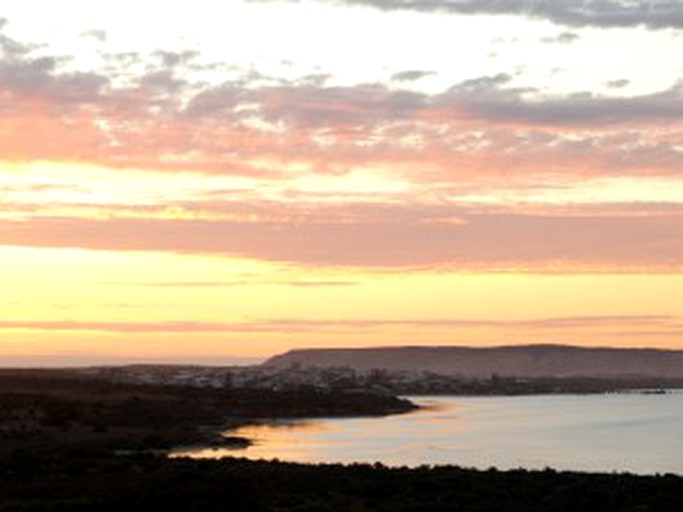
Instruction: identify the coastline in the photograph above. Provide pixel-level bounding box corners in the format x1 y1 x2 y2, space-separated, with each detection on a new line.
169 398 422 457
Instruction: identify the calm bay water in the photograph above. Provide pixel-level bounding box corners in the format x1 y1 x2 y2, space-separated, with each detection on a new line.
173 392 683 475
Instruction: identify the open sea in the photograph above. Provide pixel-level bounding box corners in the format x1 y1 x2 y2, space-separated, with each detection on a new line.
172 392 683 475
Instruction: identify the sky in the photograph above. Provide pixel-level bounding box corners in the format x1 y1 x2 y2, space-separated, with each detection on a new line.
0 0 682 365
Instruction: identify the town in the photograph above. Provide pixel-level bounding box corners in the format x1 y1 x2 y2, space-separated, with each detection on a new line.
85 362 680 395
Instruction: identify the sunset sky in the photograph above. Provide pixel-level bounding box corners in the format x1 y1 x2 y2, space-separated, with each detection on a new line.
1 0 682 365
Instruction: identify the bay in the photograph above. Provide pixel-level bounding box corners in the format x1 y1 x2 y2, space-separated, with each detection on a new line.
172 392 683 475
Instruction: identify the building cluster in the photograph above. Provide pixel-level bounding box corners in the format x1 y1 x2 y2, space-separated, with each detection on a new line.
87 364 475 394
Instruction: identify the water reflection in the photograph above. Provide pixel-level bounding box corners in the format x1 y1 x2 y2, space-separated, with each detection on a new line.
171 393 683 475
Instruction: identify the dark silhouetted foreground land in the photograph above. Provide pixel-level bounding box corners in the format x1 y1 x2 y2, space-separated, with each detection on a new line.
1 452 682 511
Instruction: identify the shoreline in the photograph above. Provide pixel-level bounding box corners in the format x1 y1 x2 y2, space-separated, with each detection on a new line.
171 393 683 477
169 400 423 456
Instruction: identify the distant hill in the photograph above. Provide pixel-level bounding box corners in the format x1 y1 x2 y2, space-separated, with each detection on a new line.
264 345 683 379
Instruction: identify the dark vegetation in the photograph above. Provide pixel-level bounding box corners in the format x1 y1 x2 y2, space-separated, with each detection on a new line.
0 452 681 511
0 370 415 453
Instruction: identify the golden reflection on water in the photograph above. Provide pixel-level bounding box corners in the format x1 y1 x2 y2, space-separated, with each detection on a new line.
171 399 471 463
171 421 343 462
235 420 336 437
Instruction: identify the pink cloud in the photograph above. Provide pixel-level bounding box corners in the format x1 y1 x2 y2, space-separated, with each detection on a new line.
0 25 681 182
1 208 682 270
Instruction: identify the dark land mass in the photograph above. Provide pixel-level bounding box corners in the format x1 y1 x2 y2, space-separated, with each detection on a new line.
1 451 682 511
2 370 683 511
362 374 683 396
266 344 683 379
0 370 415 454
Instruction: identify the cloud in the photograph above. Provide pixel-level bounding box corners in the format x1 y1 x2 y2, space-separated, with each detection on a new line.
0 23 680 183
540 31 580 44
177 77 682 179
0 28 106 101
0 320 231 333
339 0 683 29
80 29 107 43
153 49 199 68
0 314 678 334
391 70 437 82
606 79 631 88
441 77 683 126
1 207 682 269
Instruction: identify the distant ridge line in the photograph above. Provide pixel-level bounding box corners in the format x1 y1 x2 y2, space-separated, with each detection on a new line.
264 344 683 379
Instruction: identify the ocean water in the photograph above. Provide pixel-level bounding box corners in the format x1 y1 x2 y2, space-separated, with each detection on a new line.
172 392 683 475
